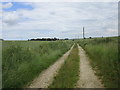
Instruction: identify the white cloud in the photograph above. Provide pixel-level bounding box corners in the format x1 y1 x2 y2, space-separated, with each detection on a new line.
2 2 13 9
1 0 119 2
3 11 20 25
2 2 118 39
106 28 118 35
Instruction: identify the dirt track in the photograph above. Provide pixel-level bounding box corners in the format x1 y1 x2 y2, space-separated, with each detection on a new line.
76 44 104 88
28 44 74 88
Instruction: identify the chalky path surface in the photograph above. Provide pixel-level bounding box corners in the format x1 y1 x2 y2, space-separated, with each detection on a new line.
29 45 74 88
76 44 104 88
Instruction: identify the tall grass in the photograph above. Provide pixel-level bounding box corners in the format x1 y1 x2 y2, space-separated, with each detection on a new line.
49 44 79 88
2 41 73 88
77 37 119 88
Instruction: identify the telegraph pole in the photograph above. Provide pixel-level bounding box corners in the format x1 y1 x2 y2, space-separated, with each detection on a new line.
83 27 85 39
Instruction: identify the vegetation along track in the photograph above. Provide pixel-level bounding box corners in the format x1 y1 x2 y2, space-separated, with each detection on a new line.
3 41 73 88
28 44 74 88
76 44 104 88
49 44 79 88
77 37 119 88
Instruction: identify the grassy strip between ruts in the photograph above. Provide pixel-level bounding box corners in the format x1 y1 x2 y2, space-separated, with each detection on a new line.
49 44 79 88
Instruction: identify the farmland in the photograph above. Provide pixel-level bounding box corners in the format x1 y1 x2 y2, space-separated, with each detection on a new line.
1 2 119 89
2 36 119 88
2 40 73 88
77 37 119 88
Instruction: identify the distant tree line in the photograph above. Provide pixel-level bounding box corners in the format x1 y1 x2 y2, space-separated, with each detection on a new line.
28 37 59 41
0 39 4 41
28 38 70 41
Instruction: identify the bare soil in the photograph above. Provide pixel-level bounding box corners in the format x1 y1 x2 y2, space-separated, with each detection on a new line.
28 45 74 88
76 44 104 88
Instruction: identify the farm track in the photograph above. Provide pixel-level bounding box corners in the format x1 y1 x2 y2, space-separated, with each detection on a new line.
76 44 104 88
28 44 74 88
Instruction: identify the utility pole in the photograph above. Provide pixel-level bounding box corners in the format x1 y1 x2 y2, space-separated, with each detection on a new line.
83 27 85 39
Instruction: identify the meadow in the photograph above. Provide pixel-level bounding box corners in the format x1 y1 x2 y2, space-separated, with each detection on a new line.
77 37 119 88
2 36 119 88
2 40 73 88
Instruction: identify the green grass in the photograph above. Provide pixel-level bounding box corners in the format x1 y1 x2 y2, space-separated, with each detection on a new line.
2 40 73 88
77 37 119 88
49 44 79 88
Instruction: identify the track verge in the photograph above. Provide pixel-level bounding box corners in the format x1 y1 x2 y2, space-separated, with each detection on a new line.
28 44 74 88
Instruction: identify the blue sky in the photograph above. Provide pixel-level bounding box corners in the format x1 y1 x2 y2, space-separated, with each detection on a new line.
2 2 33 11
1 2 118 40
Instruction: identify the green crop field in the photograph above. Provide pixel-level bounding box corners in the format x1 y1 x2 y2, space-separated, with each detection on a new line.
2 40 73 88
2 36 119 88
76 37 119 88
2 2 119 89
